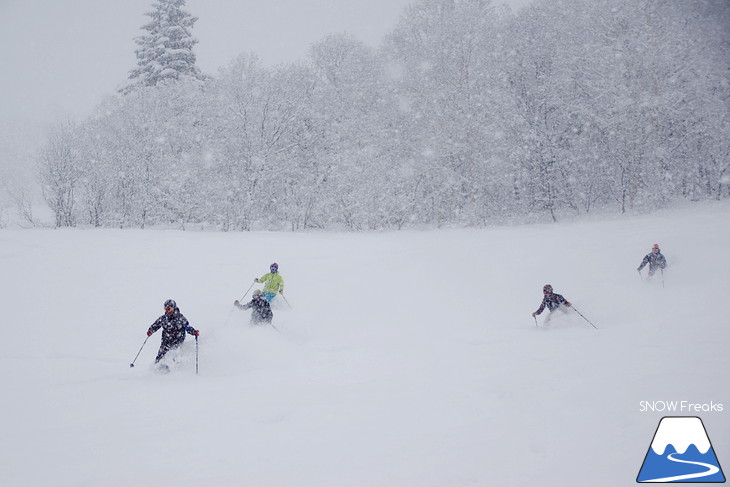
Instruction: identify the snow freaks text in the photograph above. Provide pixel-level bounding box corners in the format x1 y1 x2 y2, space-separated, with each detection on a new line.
639 401 724 413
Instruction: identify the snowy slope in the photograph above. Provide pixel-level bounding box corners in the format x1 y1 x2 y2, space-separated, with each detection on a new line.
1 202 728 487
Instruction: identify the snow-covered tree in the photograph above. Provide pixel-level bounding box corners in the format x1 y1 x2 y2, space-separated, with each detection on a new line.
37 0 729 231
383 0 514 226
308 33 388 229
38 123 83 227
123 0 205 93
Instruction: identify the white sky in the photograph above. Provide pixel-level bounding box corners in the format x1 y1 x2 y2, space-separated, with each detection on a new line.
0 0 532 128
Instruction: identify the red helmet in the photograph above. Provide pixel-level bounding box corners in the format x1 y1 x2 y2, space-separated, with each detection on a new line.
652 243 659 249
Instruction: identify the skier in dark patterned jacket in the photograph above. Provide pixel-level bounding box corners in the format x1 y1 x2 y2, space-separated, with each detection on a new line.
532 284 572 321
637 243 667 278
234 289 273 325
147 299 199 363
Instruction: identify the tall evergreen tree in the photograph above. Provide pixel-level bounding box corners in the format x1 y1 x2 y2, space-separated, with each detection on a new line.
123 0 205 93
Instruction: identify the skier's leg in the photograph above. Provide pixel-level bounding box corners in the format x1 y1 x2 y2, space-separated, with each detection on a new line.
155 342 170 363
158 338 185 363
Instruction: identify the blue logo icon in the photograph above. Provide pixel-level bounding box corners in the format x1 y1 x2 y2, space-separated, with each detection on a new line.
637 416 725 483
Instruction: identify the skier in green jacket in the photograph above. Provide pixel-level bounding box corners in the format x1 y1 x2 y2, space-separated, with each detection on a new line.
254 262 285 302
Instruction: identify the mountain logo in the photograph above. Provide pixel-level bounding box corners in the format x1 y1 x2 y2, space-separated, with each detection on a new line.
637 416 725 483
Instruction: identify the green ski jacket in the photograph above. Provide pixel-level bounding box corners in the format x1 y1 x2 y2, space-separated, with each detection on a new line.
258 272 284 294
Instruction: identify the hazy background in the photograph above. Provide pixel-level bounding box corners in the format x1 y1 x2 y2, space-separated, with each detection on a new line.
0 0 532 210
0 0 531 128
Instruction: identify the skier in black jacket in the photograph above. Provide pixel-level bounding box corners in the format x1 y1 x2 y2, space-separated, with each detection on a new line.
637 243 667 278
532 284 572 321
147 299 199 363
234 289 273 325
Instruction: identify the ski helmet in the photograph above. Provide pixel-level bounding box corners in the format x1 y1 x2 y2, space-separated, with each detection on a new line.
543 284 553 294
270 262 279 272
164 299 176 309
252 289 262 298
652 243 660 249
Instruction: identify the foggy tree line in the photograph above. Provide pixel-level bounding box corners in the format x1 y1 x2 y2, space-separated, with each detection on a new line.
38 0 730 230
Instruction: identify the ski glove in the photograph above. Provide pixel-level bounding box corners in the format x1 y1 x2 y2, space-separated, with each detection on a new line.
254 278 259 282
146 330 152 337
193 330 200 337
531 312 537 318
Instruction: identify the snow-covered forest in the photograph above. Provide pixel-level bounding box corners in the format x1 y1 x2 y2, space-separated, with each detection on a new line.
34 0 730 230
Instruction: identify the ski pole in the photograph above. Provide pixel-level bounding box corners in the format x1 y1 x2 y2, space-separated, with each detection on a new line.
637 269 642 280
129 336 149 368
239 281 256 301
661 268 665 288
280 293 292 308
270 322 281 333
571 307 598 329
195 336 199 375
533 315 538 327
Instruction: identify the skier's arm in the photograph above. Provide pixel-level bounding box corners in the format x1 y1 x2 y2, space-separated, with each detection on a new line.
638 255 649 271
147 317 163 335
178 315 198 337
533 299 547 316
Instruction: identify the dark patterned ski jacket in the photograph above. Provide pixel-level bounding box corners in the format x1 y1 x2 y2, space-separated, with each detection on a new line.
535 292 570 315
148 308 198 346
235 298 273 324
638 251 667 272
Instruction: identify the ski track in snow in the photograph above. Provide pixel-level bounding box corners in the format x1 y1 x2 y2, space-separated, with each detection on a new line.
1 202 729 487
